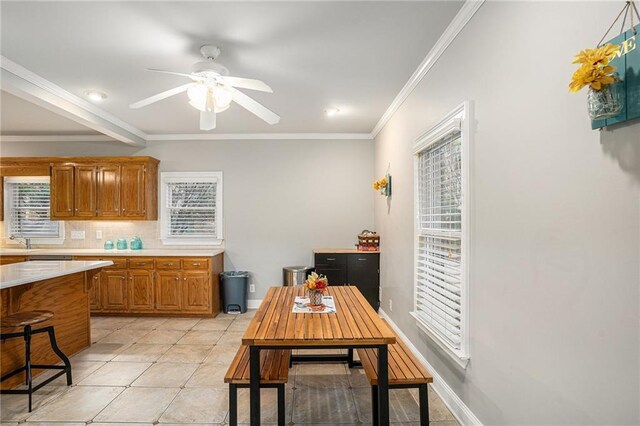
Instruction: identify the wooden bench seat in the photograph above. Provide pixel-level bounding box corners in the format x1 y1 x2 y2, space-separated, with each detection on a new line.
357 324 433 426
224 345 291 426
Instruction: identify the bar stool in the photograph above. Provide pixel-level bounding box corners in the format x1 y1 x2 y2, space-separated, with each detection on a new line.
0 310 72 412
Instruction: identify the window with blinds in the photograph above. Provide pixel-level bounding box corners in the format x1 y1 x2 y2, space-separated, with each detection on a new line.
412 103 470 365
160 172 223 245
4 177 63 240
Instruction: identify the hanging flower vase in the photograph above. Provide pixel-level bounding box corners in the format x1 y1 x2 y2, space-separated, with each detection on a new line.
587 82 623 120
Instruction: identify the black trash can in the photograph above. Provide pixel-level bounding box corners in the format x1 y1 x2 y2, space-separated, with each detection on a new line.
220 271 249 314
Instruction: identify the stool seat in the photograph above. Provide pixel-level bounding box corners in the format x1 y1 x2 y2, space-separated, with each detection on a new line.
1 310 54 328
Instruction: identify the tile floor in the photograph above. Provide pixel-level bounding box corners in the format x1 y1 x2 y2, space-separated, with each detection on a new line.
0 311 459 425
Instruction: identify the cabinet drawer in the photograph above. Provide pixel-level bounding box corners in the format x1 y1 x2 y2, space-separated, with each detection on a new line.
182 258 210 270
76 256 127 269
314 253 347 266
128 258 155 269
156 258 182 270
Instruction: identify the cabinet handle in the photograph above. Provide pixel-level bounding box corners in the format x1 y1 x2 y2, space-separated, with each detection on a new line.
165 262 173 266
68 208 72 212
130 277 133 280
175 277 179 281
183 277 187 281
122 208 126 211
94 276 99 280
75 208 78 211
192 263 201 266
327 258 336 261
358 258 367 261
136 262 147 266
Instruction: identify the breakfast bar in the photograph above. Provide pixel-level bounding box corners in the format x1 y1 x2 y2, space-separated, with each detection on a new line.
0 260 112 389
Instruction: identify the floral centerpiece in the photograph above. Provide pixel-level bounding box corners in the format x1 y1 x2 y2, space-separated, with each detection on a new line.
304 272 328 306
569 43 622 119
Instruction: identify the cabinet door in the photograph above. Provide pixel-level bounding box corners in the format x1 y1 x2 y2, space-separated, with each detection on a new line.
50 165 74 218
101 271 128 310
74 165 97 217
89 272 101 311
182 271 211 313
121 164 145 218
129 270 154 311
97 165 121 218
315 254 348 285
347 254 380 310
155 271 182 311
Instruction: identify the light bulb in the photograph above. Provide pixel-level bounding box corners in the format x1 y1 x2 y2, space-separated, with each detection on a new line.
213 87 233 109
187 84 207 112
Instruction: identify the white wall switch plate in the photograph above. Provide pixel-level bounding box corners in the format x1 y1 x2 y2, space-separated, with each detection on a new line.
249 284 255 293
71 230 85 240
96 230 103 240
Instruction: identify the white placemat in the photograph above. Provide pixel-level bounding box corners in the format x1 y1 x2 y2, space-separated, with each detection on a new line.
292 295 337 313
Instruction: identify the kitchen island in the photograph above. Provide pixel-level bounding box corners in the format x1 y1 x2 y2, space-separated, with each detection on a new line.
0 260 112 389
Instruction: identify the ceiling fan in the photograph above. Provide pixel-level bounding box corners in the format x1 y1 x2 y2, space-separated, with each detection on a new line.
129 45 280 131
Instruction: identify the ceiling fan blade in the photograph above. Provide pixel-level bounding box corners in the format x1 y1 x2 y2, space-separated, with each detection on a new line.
146 68 205 81
230 88 280 125
219 76 273 93
129 83 192 109
200 110 216 131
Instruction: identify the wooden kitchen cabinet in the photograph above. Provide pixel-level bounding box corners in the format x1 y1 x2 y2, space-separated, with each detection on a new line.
97 165 121 218
50 164 74 217
101 270 128 311
128 270 154 311
156 271 182 311
121 164 146 218
74 165 97 217
0 256 28 265
89 273 101 310
182 271 211 313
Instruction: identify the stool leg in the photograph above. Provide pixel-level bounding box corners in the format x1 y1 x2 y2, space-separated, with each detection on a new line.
419 384 429 426
46 326 72 385
24 325 33 412
277 384 285 426
371 385 379 426
228 384 237 426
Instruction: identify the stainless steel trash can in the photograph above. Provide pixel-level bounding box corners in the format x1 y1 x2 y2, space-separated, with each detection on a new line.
283 266 314 286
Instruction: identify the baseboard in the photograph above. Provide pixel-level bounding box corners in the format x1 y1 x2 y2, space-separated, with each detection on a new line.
247 299 263 309
378 309 482 425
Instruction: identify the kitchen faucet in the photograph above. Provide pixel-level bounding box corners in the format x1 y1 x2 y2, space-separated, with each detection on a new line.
9 236 32 249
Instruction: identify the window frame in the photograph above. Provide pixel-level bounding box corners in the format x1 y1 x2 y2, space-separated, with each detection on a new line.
160 171 224 246
3 176 65 245
411 101 472 368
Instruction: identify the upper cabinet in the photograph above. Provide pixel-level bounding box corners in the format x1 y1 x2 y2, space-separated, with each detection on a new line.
0 156 159 221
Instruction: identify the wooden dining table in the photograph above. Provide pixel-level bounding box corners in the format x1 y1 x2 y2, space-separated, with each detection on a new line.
242 285 396 425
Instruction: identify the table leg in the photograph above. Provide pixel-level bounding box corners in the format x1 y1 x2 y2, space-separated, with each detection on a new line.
377 344 389 426
250 345 261 425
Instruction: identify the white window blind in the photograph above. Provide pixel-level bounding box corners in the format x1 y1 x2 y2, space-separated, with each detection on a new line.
5 177 62 239
160 172 223 245
412 102 470 366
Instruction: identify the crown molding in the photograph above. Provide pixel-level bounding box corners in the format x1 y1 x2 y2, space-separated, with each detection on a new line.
0 134 115 143
147 133 373 141
370 0 484 138
0 56 147 147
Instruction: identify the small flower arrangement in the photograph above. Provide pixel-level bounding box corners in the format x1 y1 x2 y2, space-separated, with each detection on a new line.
372 174 391 198
569 43 620 92
304 272 328 292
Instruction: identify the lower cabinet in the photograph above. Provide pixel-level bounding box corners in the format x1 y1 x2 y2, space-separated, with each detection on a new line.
79 254 223 316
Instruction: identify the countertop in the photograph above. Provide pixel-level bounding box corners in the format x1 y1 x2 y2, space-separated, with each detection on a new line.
0 248 225 257
313 248 380 254
0 260 113 289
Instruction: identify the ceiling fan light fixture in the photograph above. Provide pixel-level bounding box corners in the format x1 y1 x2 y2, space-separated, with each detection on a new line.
213 86 233 109
325 108 340 117
85 90 107 102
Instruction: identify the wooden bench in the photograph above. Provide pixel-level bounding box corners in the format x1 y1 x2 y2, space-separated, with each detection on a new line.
224 345 291 426
357 326 433 426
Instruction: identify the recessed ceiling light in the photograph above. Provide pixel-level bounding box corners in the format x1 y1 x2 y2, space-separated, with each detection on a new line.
85 90 107 102
325 108 340 117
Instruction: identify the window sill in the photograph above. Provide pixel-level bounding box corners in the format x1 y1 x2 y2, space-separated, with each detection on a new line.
410 311 469 369
161 238 223 247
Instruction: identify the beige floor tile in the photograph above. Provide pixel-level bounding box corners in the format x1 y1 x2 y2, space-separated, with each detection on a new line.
112 344 172 362
91 423 153 426
294 363 350 388
159 387 228 423
91 316 136 330
226 321 251 332
71 342 130 362
185 362 228 388
98 328 151 345
0 386 67 422
24 422 85 425
176 330 223 345
78 361 151 386
91 328 114 342
203 345 239 364
158 344 213 363
126 317 169 330
234 388 293 424
292 385 358 424
93 387 180 423
157 318 200 330
192 318 233 331
136 329 187 344
31 359 105 387
131 362 199 387
214 312 242 320
425 386 457 422
353 387 423 423
27 386 124 423
215 331 244 346
346 367 371 388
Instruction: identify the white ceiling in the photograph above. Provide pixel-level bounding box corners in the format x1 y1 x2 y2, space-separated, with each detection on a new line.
0 1 463 136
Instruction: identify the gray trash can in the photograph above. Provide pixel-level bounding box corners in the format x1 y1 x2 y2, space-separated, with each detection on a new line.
283 266 314 286
220 271 249 314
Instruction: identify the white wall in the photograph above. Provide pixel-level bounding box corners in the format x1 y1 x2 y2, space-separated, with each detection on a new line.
0 138 374 298
374 1 640 424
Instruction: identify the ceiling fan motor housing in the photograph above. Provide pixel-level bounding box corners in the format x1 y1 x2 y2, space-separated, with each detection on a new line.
192 61 229 77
